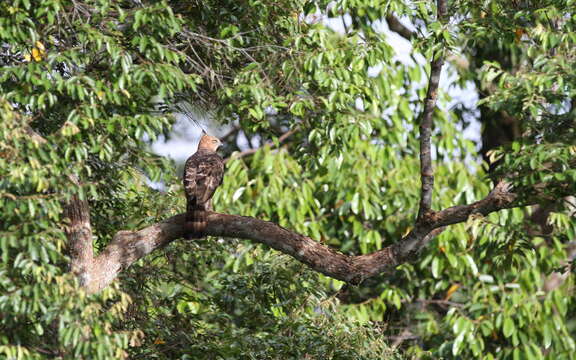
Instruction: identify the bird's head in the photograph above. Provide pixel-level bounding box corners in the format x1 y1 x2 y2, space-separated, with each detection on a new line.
197 133 222 152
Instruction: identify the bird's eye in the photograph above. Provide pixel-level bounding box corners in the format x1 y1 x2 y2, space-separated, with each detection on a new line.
212 140 218 143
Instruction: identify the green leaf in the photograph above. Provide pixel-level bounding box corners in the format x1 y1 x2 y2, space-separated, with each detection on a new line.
431 257 441 279
351 193 360 215
503 317 516 338
453 332 465 355
464 254 479 276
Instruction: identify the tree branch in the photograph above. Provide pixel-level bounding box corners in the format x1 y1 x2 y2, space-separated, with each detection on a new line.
63 175 94 287
385 15 415 40
25 126 48 145
417 0 447 221
224 128 297 163
79 180 530 293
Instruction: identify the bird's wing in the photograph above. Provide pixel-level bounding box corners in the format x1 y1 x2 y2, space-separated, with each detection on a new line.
183 152 224 207
183 154 199 204
194 154 224 204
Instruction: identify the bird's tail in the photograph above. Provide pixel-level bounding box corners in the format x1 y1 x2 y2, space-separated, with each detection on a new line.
185 202 207 239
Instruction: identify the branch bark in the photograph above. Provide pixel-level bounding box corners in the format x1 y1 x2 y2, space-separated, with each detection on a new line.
417 0 447 221
63 176 94 287
78 181 524 293
385 15 415 40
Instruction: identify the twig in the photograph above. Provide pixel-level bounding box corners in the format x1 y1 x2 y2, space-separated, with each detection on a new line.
407 298 464 308
391 329 416 348
225 128 297 163
220 125 241 143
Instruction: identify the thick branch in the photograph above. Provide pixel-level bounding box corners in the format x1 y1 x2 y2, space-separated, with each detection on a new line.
84 212 405 292
417 0 447 220
82 181 527 293
87 219 186 293
63 177 94 286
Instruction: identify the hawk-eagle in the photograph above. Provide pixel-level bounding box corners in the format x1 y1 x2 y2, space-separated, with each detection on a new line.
183 133 224 238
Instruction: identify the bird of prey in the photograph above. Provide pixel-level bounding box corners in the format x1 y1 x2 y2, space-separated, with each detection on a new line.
183 132 224 238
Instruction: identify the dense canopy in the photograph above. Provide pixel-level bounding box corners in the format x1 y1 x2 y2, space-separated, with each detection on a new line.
1 0 575 359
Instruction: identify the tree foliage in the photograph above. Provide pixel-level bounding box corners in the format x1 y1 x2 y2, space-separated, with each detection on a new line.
1 0 575 359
